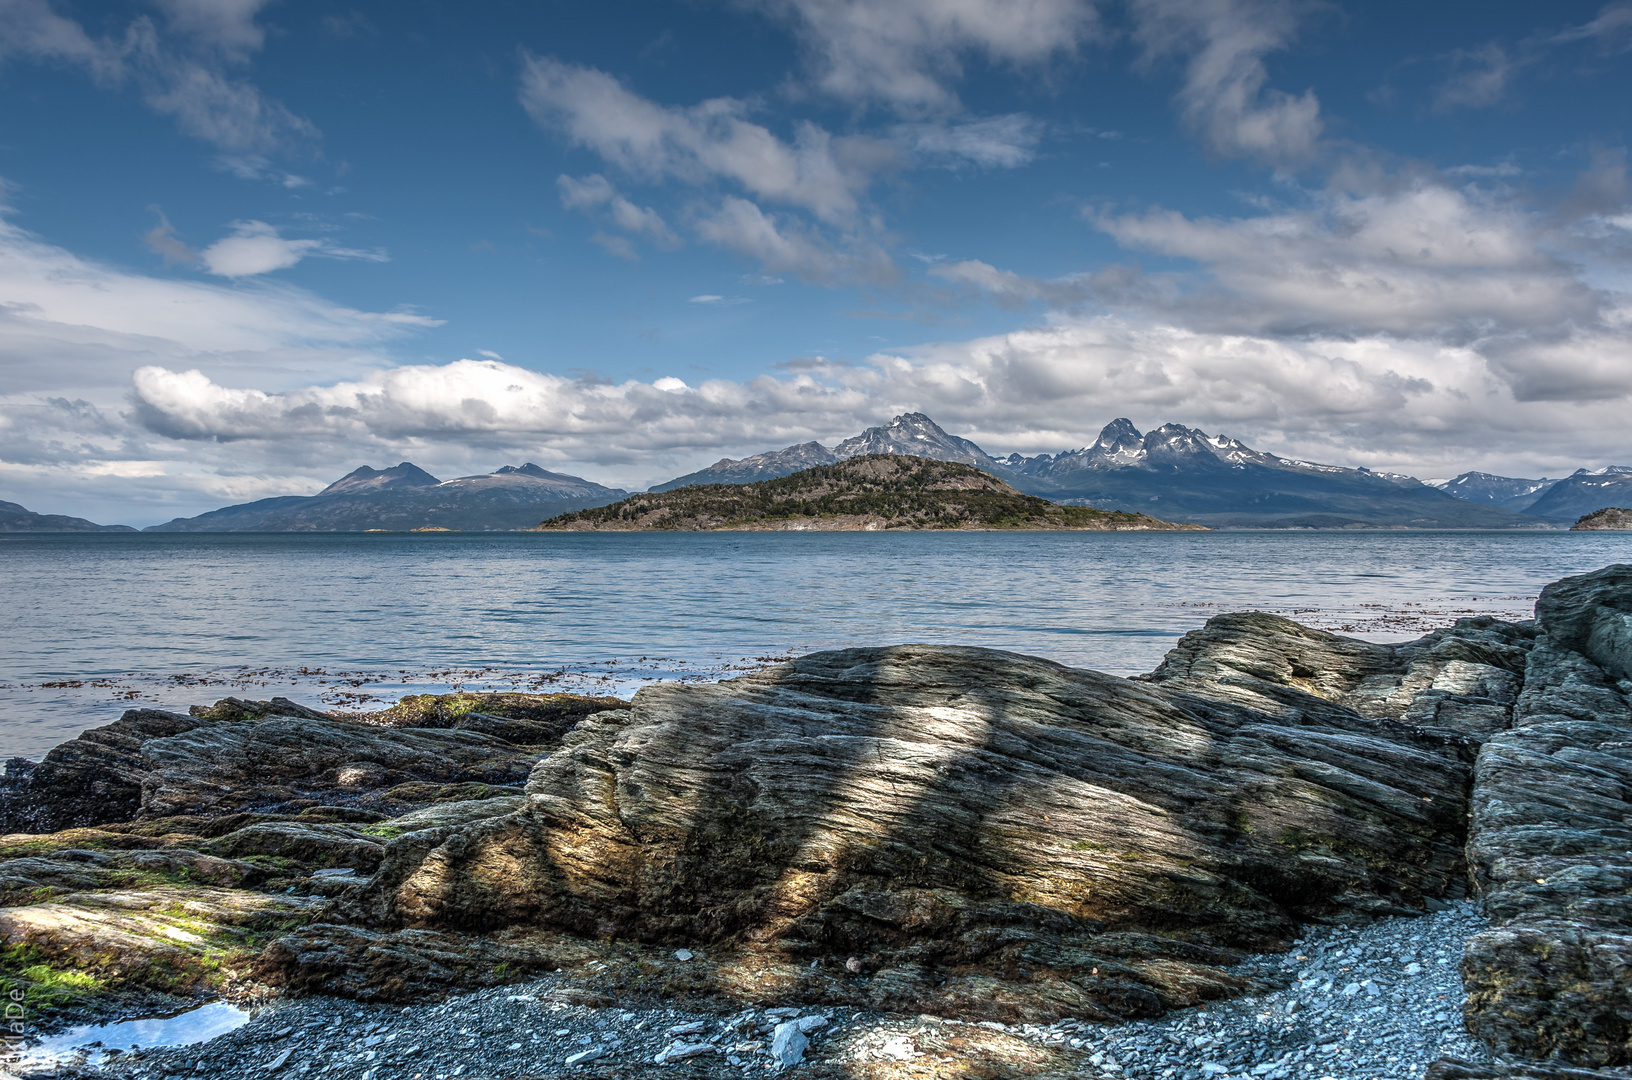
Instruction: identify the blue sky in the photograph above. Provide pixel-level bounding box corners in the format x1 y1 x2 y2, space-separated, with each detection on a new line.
2 0 1630 524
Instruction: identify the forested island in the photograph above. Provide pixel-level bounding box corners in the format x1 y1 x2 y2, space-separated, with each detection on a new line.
535 454 1204 532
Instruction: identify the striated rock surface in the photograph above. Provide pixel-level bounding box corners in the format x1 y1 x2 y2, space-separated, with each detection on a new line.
1459 565 1632 1067
0 691 624 834
321 642 1473 1020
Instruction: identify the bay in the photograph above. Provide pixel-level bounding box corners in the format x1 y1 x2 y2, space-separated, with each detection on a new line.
1 529 1627 761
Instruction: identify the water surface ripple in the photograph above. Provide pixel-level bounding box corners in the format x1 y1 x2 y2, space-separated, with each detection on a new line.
2 531 1627 759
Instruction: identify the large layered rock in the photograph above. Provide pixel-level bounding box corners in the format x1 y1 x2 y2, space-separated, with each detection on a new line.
1459 566 1632 1067
318 643 1473 1020
0 692 625 833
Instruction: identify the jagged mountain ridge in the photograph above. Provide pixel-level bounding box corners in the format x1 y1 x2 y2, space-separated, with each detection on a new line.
653 414 1538 528
0 500 136 533
1520 467 1632 522
1431 471 1559 511
649 413 1002 491
146 463 627 532
1430 468 1632 521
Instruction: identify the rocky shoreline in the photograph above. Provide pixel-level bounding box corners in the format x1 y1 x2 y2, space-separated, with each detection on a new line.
0 564 1629 1078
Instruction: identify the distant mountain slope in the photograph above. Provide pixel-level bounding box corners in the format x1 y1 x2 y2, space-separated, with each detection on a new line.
540 455 1203 532
146 462 627 532
0 501 136 533
651 413 1003 491
1521 467 1632 523
653 414 1543 529
1001 420 1538 528
1432 472 1559 511
650 441 839 491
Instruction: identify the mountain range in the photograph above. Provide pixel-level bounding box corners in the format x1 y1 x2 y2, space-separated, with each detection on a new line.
654 413 1569 529
143 463 626 532
1429 467 1632 523
6 414 1628 531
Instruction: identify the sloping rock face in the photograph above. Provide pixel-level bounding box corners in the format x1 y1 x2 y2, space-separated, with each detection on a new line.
1460 565 1632 1067
0 693 626 832
1146 611 1532 739
327 643 1474 1020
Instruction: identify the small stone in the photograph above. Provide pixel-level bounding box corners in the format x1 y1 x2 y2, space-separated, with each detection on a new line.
794 1015 828 1033
667 1021 709 1037
266 1048 292 1071
655 1041 714 1064
563 1047 604 1067
770 1022 808 1066
673 948 694 961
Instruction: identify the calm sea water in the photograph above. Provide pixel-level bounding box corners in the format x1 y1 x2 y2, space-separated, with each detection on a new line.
2 530 1628 760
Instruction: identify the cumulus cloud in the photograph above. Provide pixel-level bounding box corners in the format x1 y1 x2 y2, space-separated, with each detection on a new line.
520 55 885 225
110 310 1632 494
0 201 445 519
0 202 436 400
936 173 1632 426
1129 0 1323 168
198 220 387 277
749 0 1099 114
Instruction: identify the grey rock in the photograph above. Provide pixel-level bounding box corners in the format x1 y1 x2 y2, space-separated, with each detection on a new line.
769 1021 807 1066
323 640 1472 1021
1537 564 1632 681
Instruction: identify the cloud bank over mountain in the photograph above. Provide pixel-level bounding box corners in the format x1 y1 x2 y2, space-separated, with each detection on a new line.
0 0 1629 523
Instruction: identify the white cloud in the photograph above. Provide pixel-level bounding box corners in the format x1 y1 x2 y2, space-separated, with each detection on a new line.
556 173 680 249
0 200 445 519
150 0 272 57
520 55 885 225
1090 183 1600 336
588 231 639 261
1552 2 1632 49
894 114 1045 169
1129 0 1323 168
0 0 313 156
1433 43 1521 112
751 0 1100 114
688 294 751 305
143 208 199 266
199 220 387 277
694 196 897 286
107 312 1632 497
0 0 121 79
2 183 1626 513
